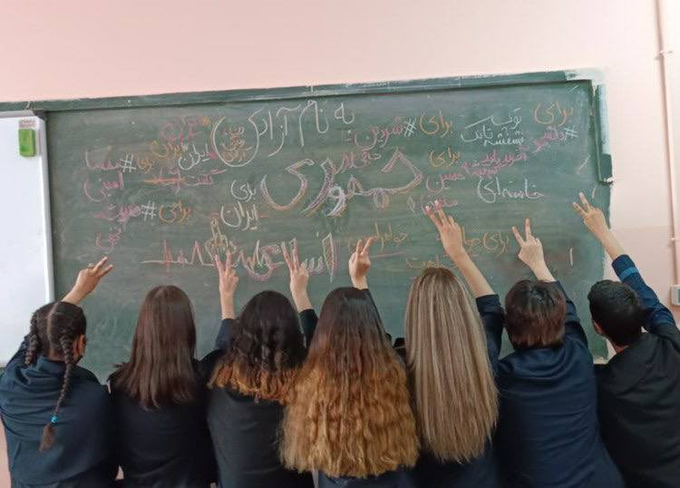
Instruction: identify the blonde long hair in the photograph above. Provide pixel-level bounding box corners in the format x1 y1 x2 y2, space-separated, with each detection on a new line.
406 267 498 463
281 287 419 478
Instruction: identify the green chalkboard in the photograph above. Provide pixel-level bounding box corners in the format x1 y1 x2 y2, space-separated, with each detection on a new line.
43 72 612 379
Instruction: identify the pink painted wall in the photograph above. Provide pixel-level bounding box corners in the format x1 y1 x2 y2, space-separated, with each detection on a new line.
0 0 676 483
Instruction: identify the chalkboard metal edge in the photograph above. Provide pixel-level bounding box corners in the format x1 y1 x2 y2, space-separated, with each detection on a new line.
0 69 599 113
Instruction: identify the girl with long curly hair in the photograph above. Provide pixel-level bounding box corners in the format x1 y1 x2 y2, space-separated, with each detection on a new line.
205 249 314 488
281 238 419 488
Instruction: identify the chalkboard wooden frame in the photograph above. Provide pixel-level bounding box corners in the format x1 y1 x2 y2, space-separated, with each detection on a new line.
0 69 611 182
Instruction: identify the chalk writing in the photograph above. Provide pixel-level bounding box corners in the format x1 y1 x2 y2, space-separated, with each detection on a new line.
476 177 545 204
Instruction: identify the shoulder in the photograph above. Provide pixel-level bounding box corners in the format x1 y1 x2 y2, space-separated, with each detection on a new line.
198 349 224 380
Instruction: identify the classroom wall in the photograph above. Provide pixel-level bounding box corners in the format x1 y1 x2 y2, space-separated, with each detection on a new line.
0 0 676 483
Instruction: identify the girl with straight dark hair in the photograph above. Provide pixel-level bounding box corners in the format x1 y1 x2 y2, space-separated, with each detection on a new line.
110 284 217 487
204 248 314 488
0 258 117 487
281 238 419 487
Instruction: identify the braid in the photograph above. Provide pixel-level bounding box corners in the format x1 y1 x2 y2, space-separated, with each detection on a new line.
39 307 82 452
24 314 42 366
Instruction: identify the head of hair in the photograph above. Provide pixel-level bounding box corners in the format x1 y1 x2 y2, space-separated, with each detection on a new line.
588 280 644 346
113 285 198 409
405 267 498 463
26 301 87 451
209 290 305 402
505 280 566 349
281 287 419 478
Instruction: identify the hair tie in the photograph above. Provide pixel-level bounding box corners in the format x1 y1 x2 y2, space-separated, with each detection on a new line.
50 416 58 424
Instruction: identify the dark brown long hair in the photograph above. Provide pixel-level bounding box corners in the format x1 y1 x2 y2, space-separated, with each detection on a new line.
209 291 306 403
26 301 87 451
281 287 419 478
113 285 198 409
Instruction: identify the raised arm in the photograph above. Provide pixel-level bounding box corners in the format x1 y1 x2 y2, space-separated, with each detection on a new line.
512 219 586 344
426 202 502 357
213 252 239 349
573 192 675 330
282 241 317 346
426 201 493 298
62 257 114 305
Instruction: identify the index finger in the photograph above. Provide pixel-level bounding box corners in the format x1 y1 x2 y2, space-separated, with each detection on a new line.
213 254 224 274
292 240 300 269
579 192 592 211
572 202 587 218
512 226 525 246
282 243 295 272
524 218 533 239
362 236 376 254
355 238 364 256
98 264 114 277
225 250 233 269
426 206 443 229
91 257 109 273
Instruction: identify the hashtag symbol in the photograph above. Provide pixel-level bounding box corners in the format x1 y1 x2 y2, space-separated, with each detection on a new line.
119 154 136 173
564 127 578 139
403 119 416 137
141 201 157 221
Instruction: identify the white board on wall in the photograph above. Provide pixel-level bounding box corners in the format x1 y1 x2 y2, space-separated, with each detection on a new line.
0 115 53 365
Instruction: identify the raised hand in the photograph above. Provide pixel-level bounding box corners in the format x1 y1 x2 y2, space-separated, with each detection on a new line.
572 192 610 237
512 219 555 282
426 200 466 261
349 237 376 289
572 192 624 260
282 241 312 312
215 252 239 297
62 257 114 305
214 252 239 319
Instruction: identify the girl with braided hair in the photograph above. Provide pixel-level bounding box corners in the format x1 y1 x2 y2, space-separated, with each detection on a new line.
0 257 116 487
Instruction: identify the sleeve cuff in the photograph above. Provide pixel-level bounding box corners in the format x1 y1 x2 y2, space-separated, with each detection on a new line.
476 294 502 312
612 255 638 281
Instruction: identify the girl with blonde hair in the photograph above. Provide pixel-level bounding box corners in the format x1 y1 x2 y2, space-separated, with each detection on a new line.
281 238 419 487
403 202 501 487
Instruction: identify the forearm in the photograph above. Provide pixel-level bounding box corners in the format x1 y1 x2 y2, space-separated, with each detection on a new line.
220 292 235 320
594 229 625 261
450 252 494 298
291 292 313 312
62 288 87 305
351 276 368 290
529 262 556 282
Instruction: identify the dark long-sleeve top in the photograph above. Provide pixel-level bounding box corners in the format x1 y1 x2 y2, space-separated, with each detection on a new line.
109 362 217 488
595 255 680 488
0 337 116 488
205 311 315 488
482 283 624 488
409 296 502 488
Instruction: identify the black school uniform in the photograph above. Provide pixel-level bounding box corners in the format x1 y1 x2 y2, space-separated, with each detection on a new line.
205 312 315 488
595 255 680 488
109 362 217 488
0 337 116 488
483 284 624 488
406 296 502 488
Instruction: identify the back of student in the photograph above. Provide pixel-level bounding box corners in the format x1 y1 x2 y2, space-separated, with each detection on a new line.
206 253 314 488
110 286 215 488
404 265 500 488
1 292 115 487
574 193 680 487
